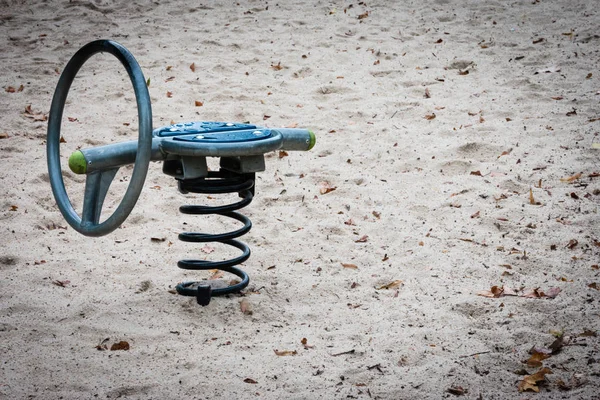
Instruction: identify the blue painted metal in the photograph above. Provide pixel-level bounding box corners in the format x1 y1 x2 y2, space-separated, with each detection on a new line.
155 121 257 137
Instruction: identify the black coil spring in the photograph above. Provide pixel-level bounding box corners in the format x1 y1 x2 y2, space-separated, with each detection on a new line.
175 170 255 305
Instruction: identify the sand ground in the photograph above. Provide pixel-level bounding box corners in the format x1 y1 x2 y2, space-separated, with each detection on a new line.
1 0 599 399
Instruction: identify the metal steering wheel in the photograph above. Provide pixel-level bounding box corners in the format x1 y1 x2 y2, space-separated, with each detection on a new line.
47 40 153 237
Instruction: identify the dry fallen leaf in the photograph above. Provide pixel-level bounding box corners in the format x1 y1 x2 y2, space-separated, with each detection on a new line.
477 285 517 298
194 100 203 107
271 62 283 71
520 287 561 299
566 239 578 249
23 104 47 121
243 378 257 384
355 235 368 243
497 148 512 159
376 280 403 290
166 91 173 98
518 367 552 393
560 172 582 183
526 351 551 367
110 341 130 351
189 62 196 72
319 182 337 195
341 263 358 269
278 150 289 158
446 386 467 396
424 113 436 120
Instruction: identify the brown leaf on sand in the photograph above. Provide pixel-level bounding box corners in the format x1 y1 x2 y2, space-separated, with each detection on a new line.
0 133 9 139
341 263 358 269
497 148 512 159
446 386 467 396
520 287 561 299
166 91 173 98
526 351 551 367
477 285 517 298
588 282 599 291
548 335 566 354
244 378 258 384
566 239 578 249
208 270 223 280
23 104 47 121
274 349 297 356
301 337 314 349
240 298 253 315
355 235 368 243
194 100 203 107
424 113 436 120
189 62 196 72
278 150 289 158
110 341 130 351
319 181 337 194
271 62 283 71
376 280 403 290
518 367 552 392
560 172 582 183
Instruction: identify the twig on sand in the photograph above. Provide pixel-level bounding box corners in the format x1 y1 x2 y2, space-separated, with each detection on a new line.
459 350 491 358
332 349 355 357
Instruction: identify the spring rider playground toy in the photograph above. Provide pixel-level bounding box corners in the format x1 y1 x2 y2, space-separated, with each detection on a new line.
47 40 315 306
